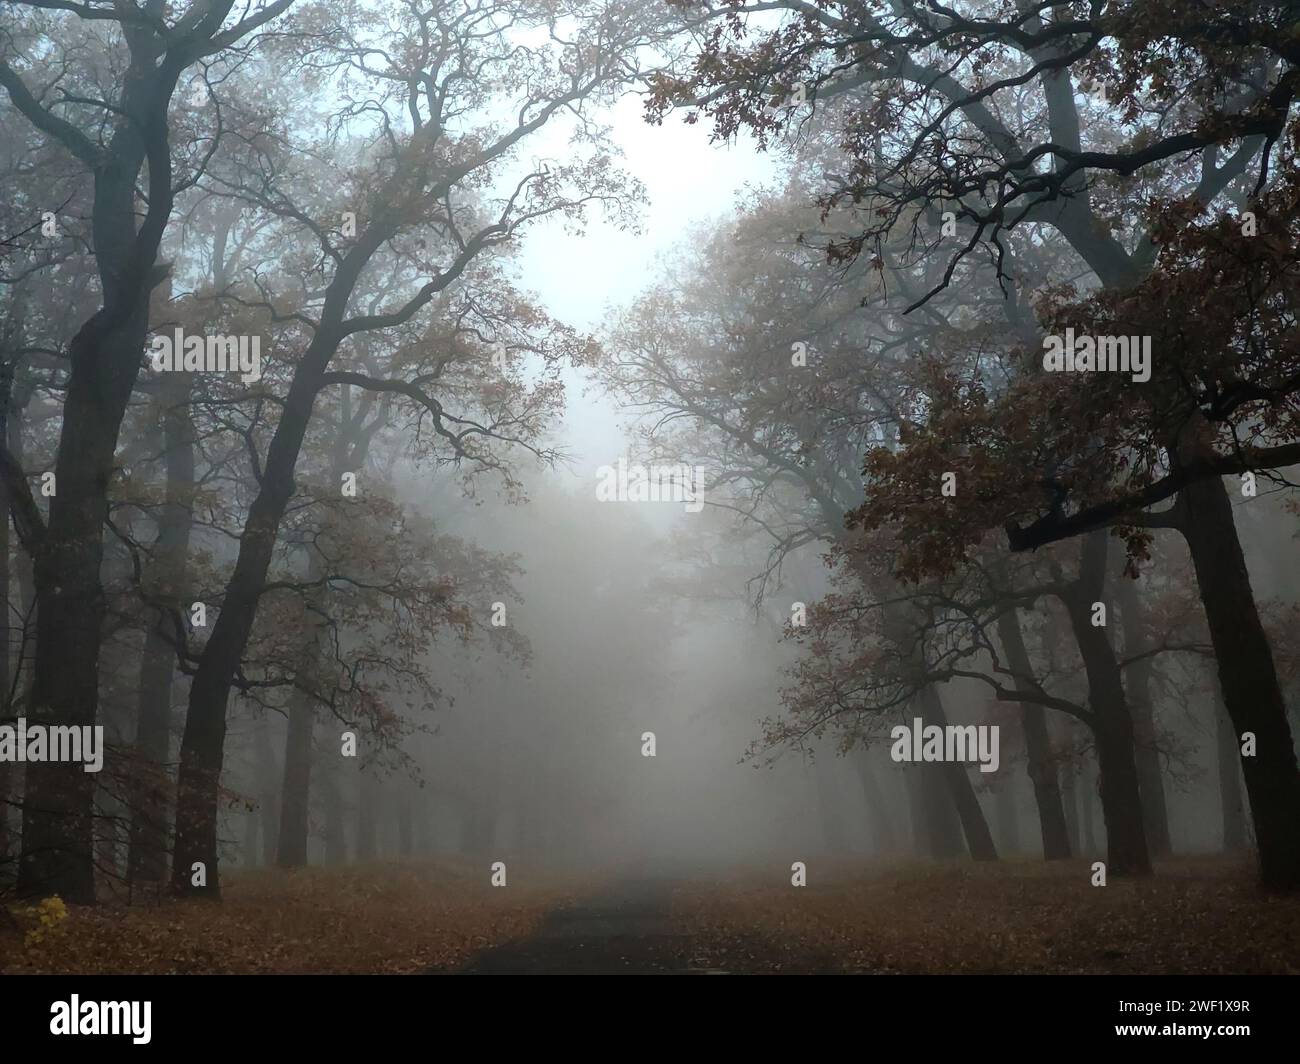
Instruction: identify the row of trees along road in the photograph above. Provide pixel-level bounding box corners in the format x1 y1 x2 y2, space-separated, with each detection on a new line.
629 0 1300 889
0 0 673 901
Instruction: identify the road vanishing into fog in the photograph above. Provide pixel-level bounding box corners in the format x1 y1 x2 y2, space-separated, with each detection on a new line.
438 864 783 975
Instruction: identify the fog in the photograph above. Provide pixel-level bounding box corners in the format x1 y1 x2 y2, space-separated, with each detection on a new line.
2 0 1298 984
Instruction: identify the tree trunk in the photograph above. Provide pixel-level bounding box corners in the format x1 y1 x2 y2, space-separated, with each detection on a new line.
1216 694 1250 854
918 685 997 861
254 714 280 867
172 275 372 895
995 606 1072 859
276 686 314 867
1 397 34 886
128 370 194 885
1060 532 1151 876
1060 754 1081 855
14 58 181 899
322 761 348 865
242 805 259 868
1115 576 1171 856
1177 466 1300 889
18 305 155 903
921 764 965 858
172 356 323 894
852 746 898 854
276 402 353 869
0 365 12 872
994 769 1020 855
1080 762 1097 856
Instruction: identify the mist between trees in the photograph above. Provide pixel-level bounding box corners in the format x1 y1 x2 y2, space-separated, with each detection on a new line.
0 0 1297 917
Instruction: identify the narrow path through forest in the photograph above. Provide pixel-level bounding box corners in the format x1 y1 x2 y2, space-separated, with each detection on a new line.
444 865 742 974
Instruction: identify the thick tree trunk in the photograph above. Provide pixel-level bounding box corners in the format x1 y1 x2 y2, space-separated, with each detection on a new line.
993 769 1020 855
1178 467 1300 889
1060 532 1151 876
128 371 194 885
918 686 997 861
322 761 348 865
14 55 180 900
1 401 33 885
276 687 314 867
18 305 154 903
1080 762 1097 856
172 337 335 895
1115 576 1172 856
1216 694 1250 854
995 607 1072 859
921 764 965 858
1060 754 1081 854
242 805 259 868
852 746 898 854
254 714 280 867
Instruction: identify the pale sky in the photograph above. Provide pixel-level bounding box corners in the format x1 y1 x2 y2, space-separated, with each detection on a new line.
511 92 780 480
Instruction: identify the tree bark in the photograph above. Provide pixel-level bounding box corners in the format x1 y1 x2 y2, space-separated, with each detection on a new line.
0 357 13 872
1177 466 1300 889
10 49 183 902
1216 693 1250 854
128 370 194 885
276 685 314 867
322 760 348 865
171 336 333 894
1060 751 1081 855
1080 762 1097 856
254 714 280 867
1115 575 1171 856
995 606 1072 859
993 768 1020 855
242 805 259 868
1059 532 1151 876
852 746 898 854
18 306 155 902
918 685 998 861
920 763 965 858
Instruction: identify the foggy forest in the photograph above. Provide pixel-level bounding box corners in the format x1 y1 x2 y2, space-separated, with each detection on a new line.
0 0 1298 993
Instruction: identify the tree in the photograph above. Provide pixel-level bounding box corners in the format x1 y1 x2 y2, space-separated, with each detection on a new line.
658 0 1300 890
0 0 296 901
170 0 659 896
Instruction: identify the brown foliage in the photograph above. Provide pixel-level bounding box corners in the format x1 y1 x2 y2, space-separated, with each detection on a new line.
670 858 1300 974
0 861 579 974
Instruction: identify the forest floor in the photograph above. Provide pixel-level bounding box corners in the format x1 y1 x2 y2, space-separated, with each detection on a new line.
3 855 1296 974
0 860 583 974
665 855 1300 974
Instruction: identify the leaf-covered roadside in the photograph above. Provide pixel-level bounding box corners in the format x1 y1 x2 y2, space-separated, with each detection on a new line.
1 862 580 974
670 858 1300 974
